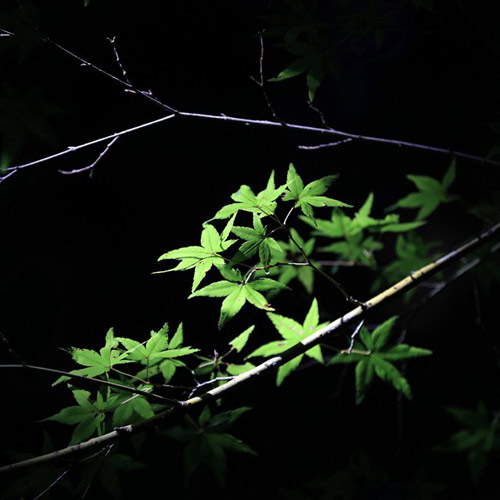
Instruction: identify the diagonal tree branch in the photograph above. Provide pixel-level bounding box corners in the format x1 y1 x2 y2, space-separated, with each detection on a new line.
2 27 500 178
5 114 176 173
5 108 500 177
1 220 498 475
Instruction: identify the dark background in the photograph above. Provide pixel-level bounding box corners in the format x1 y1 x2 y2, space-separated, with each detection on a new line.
1 1 500 498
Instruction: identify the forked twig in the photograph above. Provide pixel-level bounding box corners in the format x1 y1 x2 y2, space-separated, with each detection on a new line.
58 136 119 177
249 30 281 121
298 138 353 150
3 27 499 177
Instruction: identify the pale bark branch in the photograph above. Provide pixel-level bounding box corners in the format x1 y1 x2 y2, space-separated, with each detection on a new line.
58 136 119 176
2 30 499 178
2 221 498 475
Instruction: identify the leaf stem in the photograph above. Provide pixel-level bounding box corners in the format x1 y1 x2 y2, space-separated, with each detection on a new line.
272 213 365 307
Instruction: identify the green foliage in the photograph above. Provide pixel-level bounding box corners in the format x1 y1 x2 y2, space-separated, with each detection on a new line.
47 324 199 444
193 325 257 379
157 218 237 292
189 272 289 329
52 328 131 384
247 298 327 385
395 159 458 220
328 317 432 403
164 405 256 487
208 170 286 220
302 192 425 267
268 40 326 102
45 388 114 445
440 401 500 478
263 0 408 101
14 164 461 496
230 213 283 268
371 233 440 294
158 164 351 327
283 163 351 224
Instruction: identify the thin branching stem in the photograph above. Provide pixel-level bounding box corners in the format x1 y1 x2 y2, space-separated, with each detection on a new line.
0 363 176 404
58 136 119 176
3 30 499 179
271 212 364 306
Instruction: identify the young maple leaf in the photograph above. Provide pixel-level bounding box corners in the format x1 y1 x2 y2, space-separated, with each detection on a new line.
441 401 500 477
230 213 283 268
396 159 458 220
189 268 289 329
209 171 287 221
156 218 237 292
328 316 432 403
247 298 327 385
282 163 351 225
164 405 256 488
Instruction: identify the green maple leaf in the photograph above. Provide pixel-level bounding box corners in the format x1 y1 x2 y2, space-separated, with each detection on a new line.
247 298 327 385
229 325 255 353
441 401 500 477
396 159 458 220
164 405 256 487
352 193 425 233
118 323 198 369
303 193 425 237
53 328 131 386
328 317 432 403
189 272 289 329
209 171 287 221
301 193 424 266
45 389 105 445
230 213 283 268
268 40 326 101
319 231 383 266
371 232 439 295
282 163 351 225
156 218 237 292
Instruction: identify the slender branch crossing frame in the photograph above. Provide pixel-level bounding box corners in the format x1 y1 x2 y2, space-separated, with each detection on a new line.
2 221 498 475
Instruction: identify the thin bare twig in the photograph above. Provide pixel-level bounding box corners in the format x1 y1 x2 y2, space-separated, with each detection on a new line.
0 363 178 404
6 114 175 172
188 376 235 398
31 468 70 500
58 136 119 177
249 30 281 121
0 331 26 364
106 36 132 86
345 320 365 354
272 212 365 307
5 109 500 175
298 138 353 150
44 35 177 114
0 169 18 183
3 27 499 176
306 99 330 128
